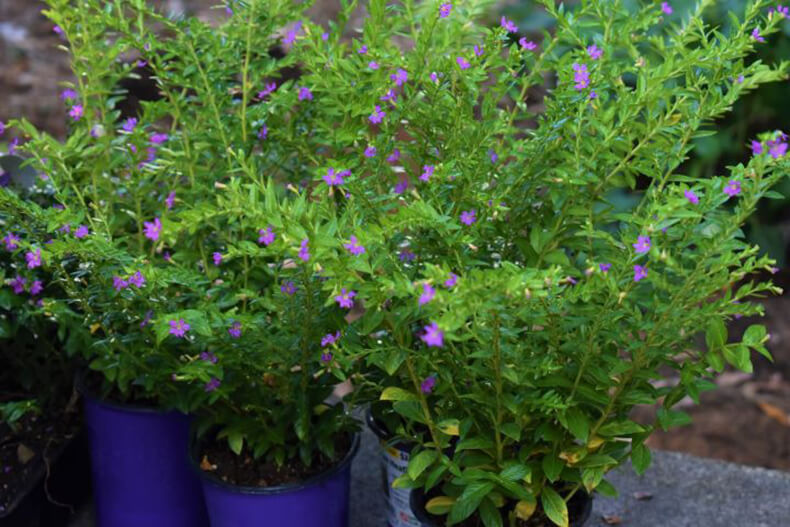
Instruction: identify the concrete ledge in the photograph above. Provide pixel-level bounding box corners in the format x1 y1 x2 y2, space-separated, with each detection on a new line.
70 427 790 526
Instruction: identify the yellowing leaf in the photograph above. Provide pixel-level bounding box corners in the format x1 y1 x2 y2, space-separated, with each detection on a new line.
437 418 460 436
587 435 605 450
515 497 537 520
380 386 418 402
425 496 455 515
90 323 101 334
559 450 581 465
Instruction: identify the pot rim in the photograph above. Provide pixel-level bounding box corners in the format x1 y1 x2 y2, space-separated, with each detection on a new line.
365 406 414 451
191 432 360 496
76 370 182 416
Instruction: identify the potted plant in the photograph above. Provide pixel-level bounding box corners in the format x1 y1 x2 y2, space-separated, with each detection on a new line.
277 0 787 526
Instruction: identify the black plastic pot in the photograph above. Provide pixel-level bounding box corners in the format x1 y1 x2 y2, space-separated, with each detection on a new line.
410 486 593 527
0 431 91 527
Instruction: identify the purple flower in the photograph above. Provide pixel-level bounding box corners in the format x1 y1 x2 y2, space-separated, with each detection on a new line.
204 377 221 392
283 21 302 45
143 217 162 241
25 249 42 269
768 138 788 159
661 2 673 15
419 283 436 305
324 168 347 186
519 38 538 51
60 89 77 101
335 288 356 309
380 89 397 105
474 45 484 57
751 140 763 156
456 56 471 70
430 72 439 82
752 28 765 43
165 191 176 210
258 226 275 246
489 149 499 164
321 352 333 363
344 235 366 256
228 322 242 339
9 276 26 294
633 265 648 282
3 233 20 251
572 63 590 90
298 86 313 101
258 124 268 140
29 280 43 296
391 68 408 86
724 179 741 197
368 61 380 70
322 32 330 41
150 132 168 144
399 248 416 262
444 273 458 288
420 165 434 182
460 210 477 225
321 331 341 347
69 105 84 121
257 82 277 100
587 45 603 60
632 236 651 254
421 376 436 394
387 149 401 163
369 105 386 124
59 224 72 234
599 263 612 273
684 189 699 204
773 6 790 17
140 310 153 328
281 281 297 295
298 238 310 262
129 271 146 288
53 25 63 35
440 3 452 17
113 276 129 291
0 122 4 135
364 145 377 158
213 252 222 266
420 322 444 348
169 319 190 338
589 90 598 100
74 225 89 239
122 117 138 132
394 178 409 194
200 351 219 363
500 16 518 33
358 44 368 54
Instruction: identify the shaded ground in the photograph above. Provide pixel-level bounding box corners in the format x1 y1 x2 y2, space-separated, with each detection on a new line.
3 0 790 473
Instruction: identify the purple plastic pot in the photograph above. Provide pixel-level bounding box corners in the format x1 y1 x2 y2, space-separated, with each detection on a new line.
194 434 360 527
82 391 209 527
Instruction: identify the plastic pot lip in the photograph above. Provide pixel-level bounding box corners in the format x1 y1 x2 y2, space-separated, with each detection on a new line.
365 406 413 451
192 432 360 496
76 370 184 417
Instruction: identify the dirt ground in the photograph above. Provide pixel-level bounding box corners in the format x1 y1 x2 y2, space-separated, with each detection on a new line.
3 1 790 472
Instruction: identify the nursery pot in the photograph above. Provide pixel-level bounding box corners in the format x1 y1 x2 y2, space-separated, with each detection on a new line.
81 388 209 527
410 487 593 527
193 433 360 527
366 409 426 527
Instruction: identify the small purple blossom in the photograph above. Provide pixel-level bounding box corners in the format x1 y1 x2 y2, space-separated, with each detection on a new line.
283 21 303 45
632 236 651 254
420 322 444 348
143 217 162 241
165 192 176 210
661 2 673 15
380 89 397 105
298 238 310 262
391 68 408 86
519 38 538 51
444 272 458 288
122 117 138 132
420 165 434 182
150 132 168 144
9 276 26 294
752 28 766 43
751 140 763 156
113 276 129 291
321 331 341 347
321 352 333 363
324 168 347 186
74 225 89 239
368 61 380 70
394 178 409 194
587 44 603 60
364 145 377 158
25 249 42 269
29 280 43 296
139 310 154 328
322 32 330 41
421 376 436 394
440 3 452 18
573 63 590 90
169 319 190 338
3 232 20 251
213 252 222 266
419 283 436 306
200 351 219 363
344 235 366 256
369 105 386 124
258 226 275 246
430 72 439 82
599 263 612 273
474 45 484 57
456 56 471 70
358 44 368 54
768 137 788 159
500 16 518 33
204 378 221 392
399 248 416 262
257 82 277 100
460 210 477 226
60 89 77 101
129 271 146 288
258 124 268 140
684 189 699 204
53 25 63 35
281 281 297 295
335 288 357 309
724 179 741 197
228 322 242 339
69 105 84 121
298 86 313 101
489 149 499 164
387 149 401 163
634 265 648 282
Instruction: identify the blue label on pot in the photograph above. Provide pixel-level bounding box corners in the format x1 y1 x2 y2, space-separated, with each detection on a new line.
380 441 424 527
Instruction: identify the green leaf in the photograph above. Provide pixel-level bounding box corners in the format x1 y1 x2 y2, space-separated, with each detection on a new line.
380 386 418 402
227 432 243 455
656 408 692 430
563 408 590 441
500 462 530 481
540 487 568 527
597 419 645 437
631 443 651 475
407 449 438 480
542 454 564 483
478 496 503 527
448 481 495 524
705 318 727 352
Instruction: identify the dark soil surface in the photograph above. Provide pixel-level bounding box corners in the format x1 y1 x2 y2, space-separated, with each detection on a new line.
0 400 81 513
197 433 352 488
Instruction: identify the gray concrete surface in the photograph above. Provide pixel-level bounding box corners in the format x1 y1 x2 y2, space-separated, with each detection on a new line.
70 427 790 526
